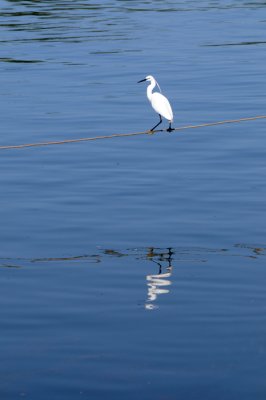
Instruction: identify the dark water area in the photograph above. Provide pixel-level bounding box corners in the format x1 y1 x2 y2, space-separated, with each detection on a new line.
0 1 266 399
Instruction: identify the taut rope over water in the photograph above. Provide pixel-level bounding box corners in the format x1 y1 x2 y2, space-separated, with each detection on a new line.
0 115 265 151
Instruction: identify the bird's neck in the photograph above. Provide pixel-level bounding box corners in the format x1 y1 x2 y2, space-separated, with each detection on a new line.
147 80 156 102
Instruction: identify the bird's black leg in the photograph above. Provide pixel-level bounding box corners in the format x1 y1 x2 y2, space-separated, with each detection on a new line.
167 122 174 132
149 115 162 132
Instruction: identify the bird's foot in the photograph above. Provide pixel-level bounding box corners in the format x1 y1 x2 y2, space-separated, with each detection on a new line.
167 127 174 132
147 130 155 135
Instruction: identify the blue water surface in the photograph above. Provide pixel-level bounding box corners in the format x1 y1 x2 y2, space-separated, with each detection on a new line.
0 1 266 399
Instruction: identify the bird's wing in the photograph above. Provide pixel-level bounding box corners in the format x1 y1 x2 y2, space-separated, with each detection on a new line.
151 92 173 122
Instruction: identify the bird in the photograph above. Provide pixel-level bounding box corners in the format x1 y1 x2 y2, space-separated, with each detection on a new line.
138 75 174 132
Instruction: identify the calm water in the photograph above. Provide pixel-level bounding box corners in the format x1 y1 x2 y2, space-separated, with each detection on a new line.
0 1 266 398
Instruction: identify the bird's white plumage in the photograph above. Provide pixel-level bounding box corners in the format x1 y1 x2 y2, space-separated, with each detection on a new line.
145 75 173 122
138 75 174 131
150 92 173 122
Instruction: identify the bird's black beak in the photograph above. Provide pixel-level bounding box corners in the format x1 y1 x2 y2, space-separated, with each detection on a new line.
138 78 147 83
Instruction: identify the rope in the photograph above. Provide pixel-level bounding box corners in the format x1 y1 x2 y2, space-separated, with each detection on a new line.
0 115 265 151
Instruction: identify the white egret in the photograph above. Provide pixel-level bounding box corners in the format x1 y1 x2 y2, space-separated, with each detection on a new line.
138 75 174 132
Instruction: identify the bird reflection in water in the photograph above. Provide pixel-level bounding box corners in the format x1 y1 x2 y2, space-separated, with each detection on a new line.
145 247 173 310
